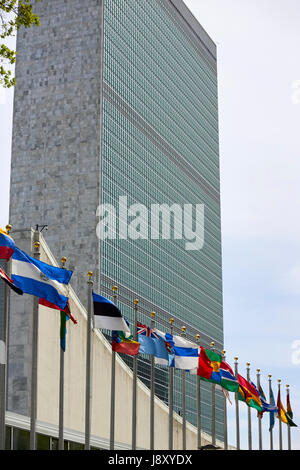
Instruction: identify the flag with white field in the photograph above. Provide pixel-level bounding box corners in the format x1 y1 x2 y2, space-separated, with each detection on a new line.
11 246 72 310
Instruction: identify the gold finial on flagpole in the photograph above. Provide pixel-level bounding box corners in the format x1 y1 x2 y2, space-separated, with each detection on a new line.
181 326 186 333
61 257 67 266
222 350 226 356
169 318 174 325
112 285 118 293
246 362 250 367
210 341 215 348
34 241 40 249
195 334 200 341
133 299 139 305
87 271 93 278
6 224 12 233
150 311 155 318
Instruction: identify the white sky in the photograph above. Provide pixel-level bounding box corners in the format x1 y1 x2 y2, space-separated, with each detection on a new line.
1 0 300 450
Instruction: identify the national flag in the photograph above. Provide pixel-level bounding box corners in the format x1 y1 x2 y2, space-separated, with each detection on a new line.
238 374 263 413
251 382 278 418
92 292 130 334
277 388 297 427
11 247 72 310
154 329 199 370
0 228 15 261
39 298 77 325
137 322 171 360
0 267 23 295
287 388 294 422
269 385 276 431
190 347 239 392
112 330 140 356
216 385 233 405
60 310 69 352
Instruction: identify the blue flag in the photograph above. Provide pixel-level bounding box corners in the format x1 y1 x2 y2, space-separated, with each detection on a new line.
11 247 72 310
137 323 171 360
269 386 276 431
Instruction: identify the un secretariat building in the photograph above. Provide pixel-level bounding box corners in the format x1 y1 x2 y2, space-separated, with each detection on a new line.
8 0 224 447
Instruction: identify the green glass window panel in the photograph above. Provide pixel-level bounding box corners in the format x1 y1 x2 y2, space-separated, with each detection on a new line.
13 428 30 450
69 441 84 450
5 426 11 450
37 433 50 450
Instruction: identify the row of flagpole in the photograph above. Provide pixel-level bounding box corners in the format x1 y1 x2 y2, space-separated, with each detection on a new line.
0 226 297 451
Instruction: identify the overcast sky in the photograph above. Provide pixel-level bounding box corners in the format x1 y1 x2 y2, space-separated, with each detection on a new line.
1 0 300 450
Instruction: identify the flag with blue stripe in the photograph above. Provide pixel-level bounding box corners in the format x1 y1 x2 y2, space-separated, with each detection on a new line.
251 381 278 415
154 329 199 370
11 247 72 310
269 386 276 431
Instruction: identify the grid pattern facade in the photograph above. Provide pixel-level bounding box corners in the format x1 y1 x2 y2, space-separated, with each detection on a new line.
100 0 224 439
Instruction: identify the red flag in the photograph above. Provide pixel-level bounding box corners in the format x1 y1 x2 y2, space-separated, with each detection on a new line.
196 347 213 379
39 298 77 324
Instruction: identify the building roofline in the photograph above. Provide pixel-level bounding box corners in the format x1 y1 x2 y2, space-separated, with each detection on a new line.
169 0 217 59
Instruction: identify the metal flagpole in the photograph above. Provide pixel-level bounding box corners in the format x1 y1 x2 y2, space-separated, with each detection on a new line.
210 341 216 447
0 223 11 450
286 385 291 450
195 334 201 450
246 362 252 450
84 271 93 450
168 317 174 450
110 285 118 450
257 369 262 450
150 311 155 450
181 326 187 451
30 230 40 450
58 256 67 451
132 298 139 450
234 357 240 450
222 350 228 450
268 374 273 450
278 379 283 450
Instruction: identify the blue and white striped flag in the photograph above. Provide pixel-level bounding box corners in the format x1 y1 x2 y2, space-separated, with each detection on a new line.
154 329 199 370
11 247 72 310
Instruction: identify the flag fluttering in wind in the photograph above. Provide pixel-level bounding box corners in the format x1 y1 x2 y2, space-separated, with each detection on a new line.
92 292 130 333
287 388 295 424
137 322 171 360
154 329 198 370
251 382 277 417
11 247 72 310
112 330 140 356
60 303 75 352
0 228 15 261
269 385 276 431
190 347 239 392
277 388 297 427
39 298 77 325
0 267 23 295
238 374 263 413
